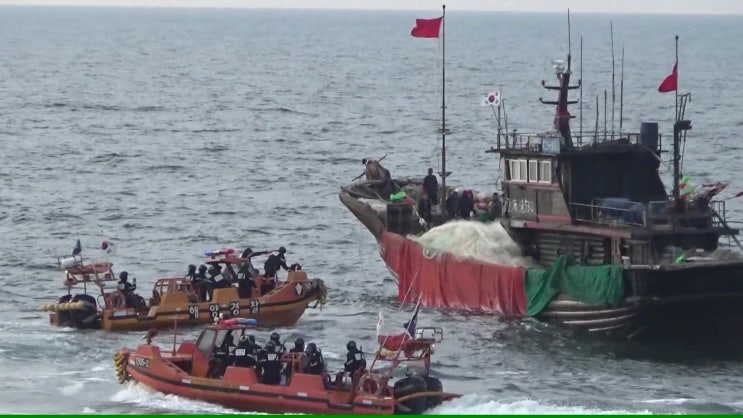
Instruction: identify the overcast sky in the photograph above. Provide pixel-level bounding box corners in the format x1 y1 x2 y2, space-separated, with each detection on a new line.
1 0 743 15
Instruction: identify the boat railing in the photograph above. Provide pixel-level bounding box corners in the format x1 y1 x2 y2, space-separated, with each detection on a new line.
571 198 647 227
710 200 727 228
489 130 654 154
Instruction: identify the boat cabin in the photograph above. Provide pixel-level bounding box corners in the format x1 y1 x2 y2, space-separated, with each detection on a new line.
488 54 736 267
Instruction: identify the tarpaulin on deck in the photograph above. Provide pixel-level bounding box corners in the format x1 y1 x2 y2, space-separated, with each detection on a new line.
524 255 625 316
381 232 527 316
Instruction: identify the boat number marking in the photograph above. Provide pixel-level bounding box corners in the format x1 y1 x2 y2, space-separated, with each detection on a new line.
209 303 219 318
229 301 240 317
248 299 260 314
510 198 536 215
188 304 199 320
134 357 150 368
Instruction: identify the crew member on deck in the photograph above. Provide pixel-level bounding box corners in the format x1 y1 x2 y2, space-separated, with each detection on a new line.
186 264 197 282
117 271 136 307
344 340 366 378
263 247 289 293
423 167 439 205
303 343 325 375
210 331 236 378
269 332 287 354
233 334 258 368
290 337 305 354
240 247 269 279
258 341 282 385
194 265 210 301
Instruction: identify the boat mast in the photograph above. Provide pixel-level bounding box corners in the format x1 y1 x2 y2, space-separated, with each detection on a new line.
611 21 615 140
619 47 624 133
440 4 447 207
539 9 579 149
672 35 681 202
579 36 583 144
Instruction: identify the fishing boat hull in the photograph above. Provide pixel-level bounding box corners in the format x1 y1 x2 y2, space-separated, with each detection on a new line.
115 344 454 414
45 276 327 331
379 229 743 342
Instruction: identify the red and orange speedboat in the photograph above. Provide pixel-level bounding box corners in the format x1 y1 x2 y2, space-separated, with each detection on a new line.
42 249 327 331
113 318 460 414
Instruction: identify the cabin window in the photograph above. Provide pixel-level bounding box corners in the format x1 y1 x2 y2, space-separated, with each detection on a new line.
214 329 230 348
196 330 216 358
539 161 552 183
508 159 528 182
528 160 539 182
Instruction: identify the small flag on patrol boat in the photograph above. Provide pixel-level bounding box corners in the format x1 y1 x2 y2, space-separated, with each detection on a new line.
72 238 82 256
101 240 117 255
481 91 501 107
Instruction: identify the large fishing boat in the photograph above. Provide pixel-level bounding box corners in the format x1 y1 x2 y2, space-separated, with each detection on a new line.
113 317 459 414
342 20 743 340
41 248 326 331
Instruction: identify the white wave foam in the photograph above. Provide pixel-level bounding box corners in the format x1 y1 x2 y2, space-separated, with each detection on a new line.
412 221 533 267
639 398 695 405
58 380 85 396
111 381 258 414
427 394 652 415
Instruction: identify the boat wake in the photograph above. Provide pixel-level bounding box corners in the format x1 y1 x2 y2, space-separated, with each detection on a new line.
427 394 652 415
111 382 248 414
411 221 533 267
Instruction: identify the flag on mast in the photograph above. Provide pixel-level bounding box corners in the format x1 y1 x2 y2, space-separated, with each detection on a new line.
72 239 81 256
658 60 678 93
411 17 443 38
481 91 501 107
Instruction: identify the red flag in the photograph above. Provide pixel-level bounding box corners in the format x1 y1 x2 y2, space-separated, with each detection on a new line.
411 17 443 38
658 61 677 93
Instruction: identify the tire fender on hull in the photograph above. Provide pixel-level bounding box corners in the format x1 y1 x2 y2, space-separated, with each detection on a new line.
393 375 428 414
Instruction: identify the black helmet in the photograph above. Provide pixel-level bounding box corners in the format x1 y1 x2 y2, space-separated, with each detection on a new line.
362 158 367 165
119 271 128 280
270 332 280 343
295 337 304 348
306 342 317 354
346 340 356 351
242 247 253 257
266 340 276 352
240 333 249 342
278 246 286 254
214 264 222 271
198 265 207 273
188 264 196 273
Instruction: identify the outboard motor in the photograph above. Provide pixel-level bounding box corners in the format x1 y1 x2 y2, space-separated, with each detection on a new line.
393 375 428 414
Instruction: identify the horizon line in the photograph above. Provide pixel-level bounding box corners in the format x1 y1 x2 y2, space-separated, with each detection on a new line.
1 2 742 17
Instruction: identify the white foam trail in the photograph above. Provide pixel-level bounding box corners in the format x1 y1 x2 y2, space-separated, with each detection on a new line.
58 380 85 396
111 381 263 414
412 221 533 267
639 398 694 405
427 394 652 415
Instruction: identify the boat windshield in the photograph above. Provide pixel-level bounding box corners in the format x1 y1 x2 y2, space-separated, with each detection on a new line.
197 330 216 358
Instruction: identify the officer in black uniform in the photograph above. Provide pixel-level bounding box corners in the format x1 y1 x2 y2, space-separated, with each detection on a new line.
257 340 282 384
344 340 366 376
303 343 325 375
233 333 258 368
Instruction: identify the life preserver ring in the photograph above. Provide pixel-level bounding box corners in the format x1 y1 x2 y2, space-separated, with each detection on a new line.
358 373 383 396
